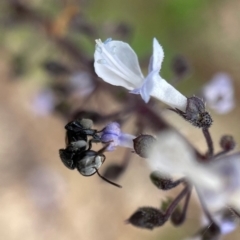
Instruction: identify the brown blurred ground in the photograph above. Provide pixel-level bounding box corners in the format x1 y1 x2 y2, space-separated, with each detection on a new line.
0 54 240 240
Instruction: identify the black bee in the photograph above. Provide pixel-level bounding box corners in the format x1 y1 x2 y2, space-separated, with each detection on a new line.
59 119 121 188
65 118 101 144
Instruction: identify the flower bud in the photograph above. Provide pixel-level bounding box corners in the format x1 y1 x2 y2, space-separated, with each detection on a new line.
102 122 121 136
150 171 181 190
186 97 213 128
172 96 213 129
126 207 167 230
220 135 236 151
133 134 156 158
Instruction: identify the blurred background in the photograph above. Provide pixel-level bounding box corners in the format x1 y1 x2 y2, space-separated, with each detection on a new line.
0 0 240 239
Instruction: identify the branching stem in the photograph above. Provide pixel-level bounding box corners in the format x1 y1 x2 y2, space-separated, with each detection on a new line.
202 128 214 158
164 184 190 220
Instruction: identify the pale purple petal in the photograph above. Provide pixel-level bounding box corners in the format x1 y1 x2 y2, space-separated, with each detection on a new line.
102 122 121 136
101 133 120 151
119 133 135 148
101 122 135 151
203 73 235 114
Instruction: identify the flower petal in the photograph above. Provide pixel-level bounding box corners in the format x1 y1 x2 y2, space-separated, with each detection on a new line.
151 75 187 111
148 38 164 73
130 70 158 103
102 122 121 136
94 39 144 90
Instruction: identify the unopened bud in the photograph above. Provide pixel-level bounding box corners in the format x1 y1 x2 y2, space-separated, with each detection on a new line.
220 135 236 151
150 171 181 190
133 134 156 158
173 96 213 129
126 207 167 230
186 97 213 128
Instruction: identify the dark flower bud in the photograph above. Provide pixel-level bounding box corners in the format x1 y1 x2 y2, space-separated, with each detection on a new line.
171 55 190 79
150 171 182 190
126 207 167 230
171 96 213 129
220 135 236 151
185 97 213 128
133 134 156 158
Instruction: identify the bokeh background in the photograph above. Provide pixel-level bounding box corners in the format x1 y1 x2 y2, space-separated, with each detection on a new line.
0 0 240 239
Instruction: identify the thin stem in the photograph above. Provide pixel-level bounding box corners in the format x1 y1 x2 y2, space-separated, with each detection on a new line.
164 184 190 220
174 187 192 225
213 150 228 159
228 207 240 219
202 128 214 158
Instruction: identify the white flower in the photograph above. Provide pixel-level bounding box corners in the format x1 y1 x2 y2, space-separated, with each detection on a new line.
94 38 187 111
147 129 240 211
203 73 235 114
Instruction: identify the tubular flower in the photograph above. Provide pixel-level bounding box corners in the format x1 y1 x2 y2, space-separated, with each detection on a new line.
100 122 135 151
94 38 187 111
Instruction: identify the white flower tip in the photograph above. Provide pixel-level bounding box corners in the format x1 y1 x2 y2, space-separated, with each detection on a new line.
153 37 164 57
153 37 160 47
149 37 164 73
95 39 102 44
